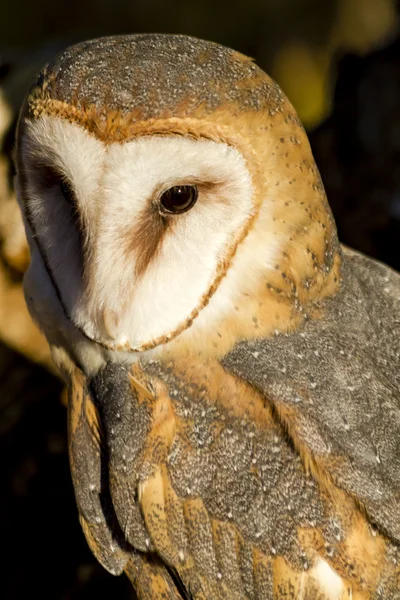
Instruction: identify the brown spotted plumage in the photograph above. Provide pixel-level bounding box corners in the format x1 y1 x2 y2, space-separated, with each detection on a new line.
15 34 400 599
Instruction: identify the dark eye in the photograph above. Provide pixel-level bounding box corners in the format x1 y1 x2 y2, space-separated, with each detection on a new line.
40 166 77 205
59 178 76 205
160 185 198 214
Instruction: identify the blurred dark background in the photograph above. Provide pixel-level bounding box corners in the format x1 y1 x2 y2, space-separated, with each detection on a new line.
1 0 400 598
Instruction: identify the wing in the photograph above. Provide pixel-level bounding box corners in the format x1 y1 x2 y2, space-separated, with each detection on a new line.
68 368 131 574
68 366 194 599
76 357 398 598
68 248 400 598
223 247 400 544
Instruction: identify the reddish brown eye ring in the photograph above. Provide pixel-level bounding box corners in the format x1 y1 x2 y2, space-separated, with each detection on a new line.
160 185 198 214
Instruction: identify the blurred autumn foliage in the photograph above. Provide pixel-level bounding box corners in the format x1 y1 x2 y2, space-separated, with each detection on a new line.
1 1 400 598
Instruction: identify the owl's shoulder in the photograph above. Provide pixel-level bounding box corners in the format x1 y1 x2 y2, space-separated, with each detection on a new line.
223 247 400 544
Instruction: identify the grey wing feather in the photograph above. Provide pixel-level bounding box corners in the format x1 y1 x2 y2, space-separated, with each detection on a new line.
223 247 400 542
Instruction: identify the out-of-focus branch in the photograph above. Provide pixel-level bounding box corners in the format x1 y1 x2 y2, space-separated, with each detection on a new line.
0 73 53 372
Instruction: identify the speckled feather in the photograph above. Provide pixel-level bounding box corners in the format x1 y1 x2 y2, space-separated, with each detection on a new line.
68 267 400 598
224 248 400 543
29 34 283 119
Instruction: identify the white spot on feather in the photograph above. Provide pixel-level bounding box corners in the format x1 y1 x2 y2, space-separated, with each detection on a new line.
309 559 344 599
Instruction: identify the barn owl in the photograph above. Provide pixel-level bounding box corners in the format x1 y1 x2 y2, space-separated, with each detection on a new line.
15 34 400 599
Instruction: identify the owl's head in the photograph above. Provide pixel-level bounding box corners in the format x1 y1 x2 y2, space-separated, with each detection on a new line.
16 34 340 370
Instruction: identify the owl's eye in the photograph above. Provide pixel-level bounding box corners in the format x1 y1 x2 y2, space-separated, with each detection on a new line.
40 166 77 205
160 185 198 214
59 178 76 205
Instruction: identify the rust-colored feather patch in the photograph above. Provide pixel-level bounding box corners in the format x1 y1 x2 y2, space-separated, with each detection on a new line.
124 203 170 278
